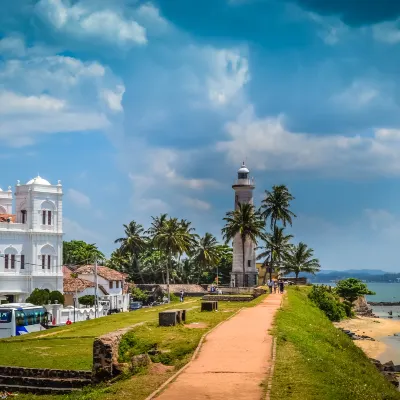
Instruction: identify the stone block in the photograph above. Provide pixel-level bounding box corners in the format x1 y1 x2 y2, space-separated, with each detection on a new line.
130 354 151 373
159 310 178 326
201 301 217 312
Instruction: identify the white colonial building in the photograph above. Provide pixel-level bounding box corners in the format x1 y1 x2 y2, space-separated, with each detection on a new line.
0 176 63 303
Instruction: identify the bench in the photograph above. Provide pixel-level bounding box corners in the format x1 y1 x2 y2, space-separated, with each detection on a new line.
201 301 218 312
158 309 187 326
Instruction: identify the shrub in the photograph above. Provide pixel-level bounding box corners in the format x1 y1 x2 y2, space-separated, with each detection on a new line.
131 288 148 303
118 331 157 363
79 295 95 307
49 291 65 305
335 278 375 306
308 285 346 321
26 288 50 305
170 293 180 302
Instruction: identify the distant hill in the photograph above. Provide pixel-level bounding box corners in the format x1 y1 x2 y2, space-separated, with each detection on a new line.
318 269 388 276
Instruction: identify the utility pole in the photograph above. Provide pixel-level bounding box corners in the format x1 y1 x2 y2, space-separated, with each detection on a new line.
94 259 98 318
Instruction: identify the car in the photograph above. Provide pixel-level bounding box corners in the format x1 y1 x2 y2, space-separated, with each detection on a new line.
129 301 143 311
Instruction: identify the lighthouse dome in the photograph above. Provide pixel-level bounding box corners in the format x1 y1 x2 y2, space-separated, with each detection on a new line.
238 162 249 174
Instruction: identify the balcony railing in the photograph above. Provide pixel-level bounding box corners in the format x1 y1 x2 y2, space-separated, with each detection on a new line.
233 178 255 186
0 222 27 231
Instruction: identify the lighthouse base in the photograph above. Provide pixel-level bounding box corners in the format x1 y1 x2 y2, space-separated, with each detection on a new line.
230 272 258 288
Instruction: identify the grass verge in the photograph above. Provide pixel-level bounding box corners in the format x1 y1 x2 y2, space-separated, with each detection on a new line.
12 294 267 400
270 287 400 400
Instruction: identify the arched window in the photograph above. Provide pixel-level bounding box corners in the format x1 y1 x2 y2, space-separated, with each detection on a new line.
4 247 18 270
41 201 55 226
0 206 7 214
40 244 56 270
21 210 27 224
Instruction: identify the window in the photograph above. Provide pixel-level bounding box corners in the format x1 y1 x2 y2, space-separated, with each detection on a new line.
4 255 8 269
21 255 25 270
11 255 15 269
42 210 46 225
15 311 25 326
238 172 248 179
42 255 45 269
47 210 52 225
247 259 251 267
21 210 27 224
47 255 51 269
109 281 113 289
116 281 119 289
0 311 11 324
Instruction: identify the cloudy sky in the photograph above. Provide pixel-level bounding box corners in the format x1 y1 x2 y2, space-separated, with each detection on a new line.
1 0 400 271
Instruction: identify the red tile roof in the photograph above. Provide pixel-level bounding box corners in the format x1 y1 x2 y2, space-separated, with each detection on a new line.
74 265 127 282
63 265 73 278
0 214 16 223
63 277 109 295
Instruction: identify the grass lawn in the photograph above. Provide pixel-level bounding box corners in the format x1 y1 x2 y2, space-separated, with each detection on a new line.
0 300 200 370
270 287 400 400
14 294 267 400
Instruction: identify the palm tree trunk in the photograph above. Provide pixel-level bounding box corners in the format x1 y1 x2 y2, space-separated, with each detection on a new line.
242 235 246 287
262 261 268 285
167 251 171 303
135 254 145 284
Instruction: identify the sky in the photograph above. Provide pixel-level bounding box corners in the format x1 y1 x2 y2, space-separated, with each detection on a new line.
1 0 400 272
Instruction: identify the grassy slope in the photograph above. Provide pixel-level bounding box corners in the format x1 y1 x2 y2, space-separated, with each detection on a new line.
270 287 400 400
0 300 200 370
14 295 267 400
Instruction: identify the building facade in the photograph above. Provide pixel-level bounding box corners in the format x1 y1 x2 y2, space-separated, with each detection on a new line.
230 163 258 287
0 176 63 303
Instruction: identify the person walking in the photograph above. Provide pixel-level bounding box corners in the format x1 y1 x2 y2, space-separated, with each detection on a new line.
279 280 284 294
273 280 278 294
267 279 273 294
180 290 184 302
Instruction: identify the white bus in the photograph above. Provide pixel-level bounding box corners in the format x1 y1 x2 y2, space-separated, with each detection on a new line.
0 303 48 339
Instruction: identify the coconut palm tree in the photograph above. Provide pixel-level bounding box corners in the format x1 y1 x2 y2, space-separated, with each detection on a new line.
257 226 293 283
115 221 148 283
260 185 296 230
282 242 321 279
152 217 195 301
192 233 221 284
222 203 265 287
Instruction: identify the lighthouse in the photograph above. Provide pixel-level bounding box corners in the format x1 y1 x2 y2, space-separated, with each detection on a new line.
230 162 258 287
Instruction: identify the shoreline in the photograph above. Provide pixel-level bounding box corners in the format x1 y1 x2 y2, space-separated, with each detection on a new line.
334 316 400 364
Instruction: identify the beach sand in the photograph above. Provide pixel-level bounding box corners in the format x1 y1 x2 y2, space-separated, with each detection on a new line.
334 317 400 362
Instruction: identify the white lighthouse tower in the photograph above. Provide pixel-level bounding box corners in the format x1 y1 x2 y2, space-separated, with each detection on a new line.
230 162 258 287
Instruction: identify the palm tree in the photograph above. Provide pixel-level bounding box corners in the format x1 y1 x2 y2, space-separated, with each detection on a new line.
257 226 293 284
282 242 321 279
261 185 296 230
222 203 265 287
115 221 148 283
72 243 105 266
192 233 221 284
152 217 195 302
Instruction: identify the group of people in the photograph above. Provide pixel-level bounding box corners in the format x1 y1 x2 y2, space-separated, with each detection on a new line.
267 279 286 294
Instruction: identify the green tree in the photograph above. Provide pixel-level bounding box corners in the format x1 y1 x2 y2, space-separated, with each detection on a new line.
63 240 105 266
131 287 149 302
260 185 296 230
257 226 293 284
335 278 376 306
26 289 50 305
115 221 148 283
222 203 265 287
214 245 233 285
281 242 321 279
78 295 95 306
49 290 65 305
153 217 195 301
259 185 296 281
192 233 221 284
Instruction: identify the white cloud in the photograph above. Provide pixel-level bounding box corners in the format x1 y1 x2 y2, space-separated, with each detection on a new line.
67 188 91 208
182 197 211 210
63 217 104 242
0 91 66 114
100 85 125 112
217 106 400 176
193 47 249 107
375 129 400 141
332 81 379 108
135 3 171 34
0 47 122 146
0 35 54 58
36 0 147 46
373 20 400 44
364 209 400 239
307 12 348 45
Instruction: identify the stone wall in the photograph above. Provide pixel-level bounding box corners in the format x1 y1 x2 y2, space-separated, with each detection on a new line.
202 295 254 302
0 366 91 379
92 322 144 382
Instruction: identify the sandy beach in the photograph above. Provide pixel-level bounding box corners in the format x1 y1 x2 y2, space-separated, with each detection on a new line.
335 317 400 363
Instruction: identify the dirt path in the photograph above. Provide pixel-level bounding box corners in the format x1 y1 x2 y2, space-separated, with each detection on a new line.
156 293 281 400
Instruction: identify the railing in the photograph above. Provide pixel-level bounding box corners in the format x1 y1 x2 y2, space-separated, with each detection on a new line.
233 178 255 186
0 222 27 231
40 225 55 230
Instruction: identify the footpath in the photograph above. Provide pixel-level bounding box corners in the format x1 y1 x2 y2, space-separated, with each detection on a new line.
156 293 282 400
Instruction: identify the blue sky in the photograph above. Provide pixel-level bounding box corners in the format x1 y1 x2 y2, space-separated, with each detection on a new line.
1 0 400 272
